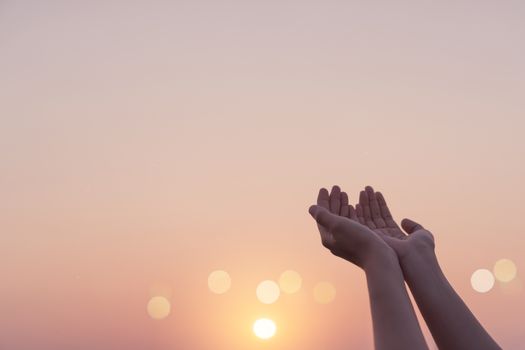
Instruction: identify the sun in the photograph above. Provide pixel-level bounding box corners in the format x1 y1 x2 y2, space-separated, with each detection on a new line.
253 318 276 340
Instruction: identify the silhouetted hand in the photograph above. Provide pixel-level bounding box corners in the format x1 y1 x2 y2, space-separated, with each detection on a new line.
316 185 500 350
309 186 395 268
351 186 500 350
310 186 431 350
352 186 435 261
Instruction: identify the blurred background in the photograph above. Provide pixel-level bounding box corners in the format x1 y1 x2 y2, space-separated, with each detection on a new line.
1 0 524 349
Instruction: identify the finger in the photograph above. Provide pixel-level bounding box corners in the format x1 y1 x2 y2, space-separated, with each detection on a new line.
310 200 332 246
315 188 332 244
329 185 341 215
348 204 357 220
355 203 366 225
366 186 386 228
309 205 348 235
376 192 399 228
401 218 424 234
340 192 349 217
317 188 330 209
359 189 376 229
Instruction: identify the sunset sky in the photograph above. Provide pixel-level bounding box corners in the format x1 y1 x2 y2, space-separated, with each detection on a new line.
1 1 524 349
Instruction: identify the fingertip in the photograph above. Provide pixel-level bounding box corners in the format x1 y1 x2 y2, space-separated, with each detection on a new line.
309 205 318 216
401 218 412 225
317 188 330 207
365 186 376 200
401 218 423 233
401 217 414 225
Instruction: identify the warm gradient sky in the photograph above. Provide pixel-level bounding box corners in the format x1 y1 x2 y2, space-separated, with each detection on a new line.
1 1 524 349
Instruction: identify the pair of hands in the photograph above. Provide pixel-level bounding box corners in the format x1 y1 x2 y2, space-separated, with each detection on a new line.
309 186 434 268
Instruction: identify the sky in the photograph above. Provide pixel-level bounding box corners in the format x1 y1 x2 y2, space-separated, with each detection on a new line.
1 0 524 349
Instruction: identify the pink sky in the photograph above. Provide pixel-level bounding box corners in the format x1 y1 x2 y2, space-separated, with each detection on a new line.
1 1 524 349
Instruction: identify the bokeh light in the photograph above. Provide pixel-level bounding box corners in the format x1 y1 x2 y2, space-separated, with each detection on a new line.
208 270 232 294
253 318 276 339
256 280 280 304
279 270 302 294
147 296 171 320
313 281 336 304
493 259 517 283
471 269 495 293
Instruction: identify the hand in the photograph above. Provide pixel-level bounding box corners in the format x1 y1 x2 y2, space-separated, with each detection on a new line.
309 186 395 268
354 186 435 261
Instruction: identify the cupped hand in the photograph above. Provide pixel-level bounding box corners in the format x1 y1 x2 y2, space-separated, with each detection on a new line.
309 186 394 268
353 186 435 260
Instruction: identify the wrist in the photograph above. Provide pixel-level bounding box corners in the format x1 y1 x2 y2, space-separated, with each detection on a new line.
362 244 406 302
398 243 436 268
399 248 450 292
362 242 399 273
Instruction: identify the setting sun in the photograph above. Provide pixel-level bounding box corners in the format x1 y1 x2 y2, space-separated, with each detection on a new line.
253 318 277 340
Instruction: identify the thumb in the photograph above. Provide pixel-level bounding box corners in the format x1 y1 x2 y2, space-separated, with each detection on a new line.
401 218 424 234
308 205 346 233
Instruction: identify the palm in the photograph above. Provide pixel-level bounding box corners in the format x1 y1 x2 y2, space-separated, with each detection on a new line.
316 186 377 248
355 186 406 240
313 186 392 267
326 185 434 258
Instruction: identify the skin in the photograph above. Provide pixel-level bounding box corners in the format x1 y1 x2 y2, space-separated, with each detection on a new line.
309 186 428 350
318 186 500 350
337 185 501 350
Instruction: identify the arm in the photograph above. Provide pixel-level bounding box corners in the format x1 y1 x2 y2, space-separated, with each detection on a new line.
399 229 501 350
364 249 429 350
356 186 500 350
309 186 428 350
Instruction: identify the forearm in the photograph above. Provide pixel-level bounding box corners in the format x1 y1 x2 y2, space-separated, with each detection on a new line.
364 249 428 350
400 249 500 350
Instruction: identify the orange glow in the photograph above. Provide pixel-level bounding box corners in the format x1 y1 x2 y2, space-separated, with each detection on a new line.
1 1 523 349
